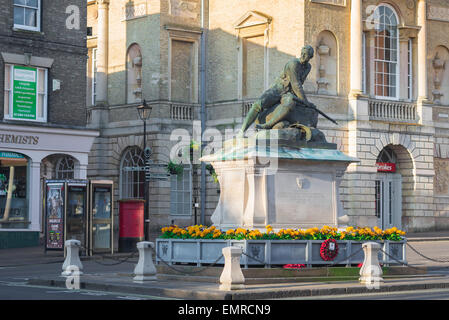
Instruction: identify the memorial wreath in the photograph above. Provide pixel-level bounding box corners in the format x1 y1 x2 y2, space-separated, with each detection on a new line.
320 238 339 261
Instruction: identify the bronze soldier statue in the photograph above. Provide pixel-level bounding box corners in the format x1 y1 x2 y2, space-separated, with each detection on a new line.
237 45 336 140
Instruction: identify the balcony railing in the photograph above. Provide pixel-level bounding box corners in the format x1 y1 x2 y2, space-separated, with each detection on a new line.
368 99 417 123
169 103 196 120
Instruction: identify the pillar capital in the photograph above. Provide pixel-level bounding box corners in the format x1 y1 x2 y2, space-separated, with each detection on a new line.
96 0 109 6
398 26 420 42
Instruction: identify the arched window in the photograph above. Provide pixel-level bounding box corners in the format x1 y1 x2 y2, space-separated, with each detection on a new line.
376 145 397 164
373 5 399 99
126 44 143 104
120 147 145 199
56 156 75 179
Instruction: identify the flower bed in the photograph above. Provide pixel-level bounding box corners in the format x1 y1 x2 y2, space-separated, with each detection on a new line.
156 225 407 268
160 225 406 242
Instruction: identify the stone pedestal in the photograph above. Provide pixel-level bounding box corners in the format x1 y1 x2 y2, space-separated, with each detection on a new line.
219 246 245 291
61 239 83 276
201 137 358 230
359 242 384 286
133 241 157 282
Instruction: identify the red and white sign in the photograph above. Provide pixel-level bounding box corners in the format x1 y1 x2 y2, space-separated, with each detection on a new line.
376 162 396 173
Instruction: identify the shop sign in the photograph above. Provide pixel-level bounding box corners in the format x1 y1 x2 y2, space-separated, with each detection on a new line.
0 133 39 145
12 65 37 120
376 162 396 173
0 151 25 159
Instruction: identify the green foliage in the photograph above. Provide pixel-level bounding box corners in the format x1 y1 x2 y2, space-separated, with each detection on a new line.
167 161 184 175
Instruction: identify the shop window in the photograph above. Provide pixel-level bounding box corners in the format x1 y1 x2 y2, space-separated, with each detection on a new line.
13 0 41 32
0 152 29 229
4 64 48 122
55 156 75 180
373 5 399 99
170 165 192 216
120 147 145 199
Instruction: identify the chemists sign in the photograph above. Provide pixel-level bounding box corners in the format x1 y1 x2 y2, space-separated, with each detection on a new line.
13 66 37 120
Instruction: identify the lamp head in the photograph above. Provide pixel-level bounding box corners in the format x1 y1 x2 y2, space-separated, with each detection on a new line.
137 100 152 121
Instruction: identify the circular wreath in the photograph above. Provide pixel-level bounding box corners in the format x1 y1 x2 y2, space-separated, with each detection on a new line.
320 239 339 261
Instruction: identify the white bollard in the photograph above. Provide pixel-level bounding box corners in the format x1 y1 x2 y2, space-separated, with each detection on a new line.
219 246 245 291
61 240 83 277
133 242 157 282
359 242 384 287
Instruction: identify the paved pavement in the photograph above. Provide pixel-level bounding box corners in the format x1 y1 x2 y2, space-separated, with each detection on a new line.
1 230 449 300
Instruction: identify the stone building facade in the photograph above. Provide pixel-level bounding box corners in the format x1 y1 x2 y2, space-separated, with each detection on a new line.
87 0 449 236
0 0 98 248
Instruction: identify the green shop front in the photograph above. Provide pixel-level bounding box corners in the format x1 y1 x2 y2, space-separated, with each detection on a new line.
0 123 98 249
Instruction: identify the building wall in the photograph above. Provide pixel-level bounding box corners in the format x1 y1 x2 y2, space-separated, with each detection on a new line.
0 0 96 248
0 0 88 126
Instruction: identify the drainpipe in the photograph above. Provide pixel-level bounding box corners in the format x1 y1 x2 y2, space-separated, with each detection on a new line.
200 0 207 225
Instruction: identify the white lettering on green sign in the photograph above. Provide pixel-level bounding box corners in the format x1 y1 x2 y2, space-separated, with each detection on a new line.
13 66 37 120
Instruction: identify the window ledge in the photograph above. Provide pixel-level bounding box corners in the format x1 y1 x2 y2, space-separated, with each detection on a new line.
12 27 44 36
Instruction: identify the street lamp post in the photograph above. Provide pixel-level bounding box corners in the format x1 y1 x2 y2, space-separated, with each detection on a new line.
137 100 152 241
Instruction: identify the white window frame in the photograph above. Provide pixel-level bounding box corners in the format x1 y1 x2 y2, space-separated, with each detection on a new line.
4 64 48 123
373 4 400 101
407 39 413 101
120 147 145 200
362 32 367 94
170 165 193 216
13 0 41 32
55 156 75 180
92 48 97 106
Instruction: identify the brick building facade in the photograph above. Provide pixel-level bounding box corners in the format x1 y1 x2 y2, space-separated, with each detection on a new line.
0 0 98 248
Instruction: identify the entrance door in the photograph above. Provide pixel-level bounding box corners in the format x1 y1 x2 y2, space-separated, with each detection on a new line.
66 182 88 255
375 174 402 229
89 181 114 255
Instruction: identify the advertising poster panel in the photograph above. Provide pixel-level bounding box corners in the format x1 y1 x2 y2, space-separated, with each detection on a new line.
45 183 65 250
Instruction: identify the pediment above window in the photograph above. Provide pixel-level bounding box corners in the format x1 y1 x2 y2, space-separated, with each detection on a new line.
234 11 272 30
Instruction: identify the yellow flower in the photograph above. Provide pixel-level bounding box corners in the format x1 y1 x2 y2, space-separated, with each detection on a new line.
226 229 235 235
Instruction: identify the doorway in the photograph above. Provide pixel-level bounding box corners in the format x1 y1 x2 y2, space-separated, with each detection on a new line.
375 174 402 229
375 145 402 229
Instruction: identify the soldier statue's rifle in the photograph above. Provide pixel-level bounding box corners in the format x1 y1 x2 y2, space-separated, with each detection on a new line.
292 96 338 126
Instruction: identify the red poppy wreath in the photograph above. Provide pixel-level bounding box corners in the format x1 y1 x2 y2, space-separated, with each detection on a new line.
320 239 339 261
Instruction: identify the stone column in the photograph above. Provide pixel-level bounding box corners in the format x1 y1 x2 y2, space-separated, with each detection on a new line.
96 0 109 105
349 0 363 98
417 0 428 102
29 161 41 232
